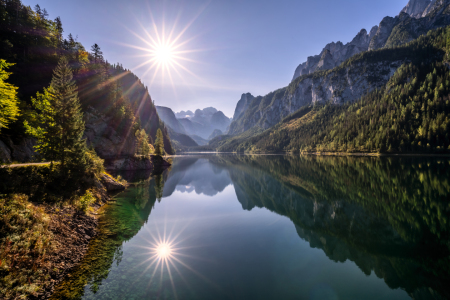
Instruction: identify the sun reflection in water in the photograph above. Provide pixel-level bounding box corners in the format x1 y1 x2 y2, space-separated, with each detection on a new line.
155 242 173 259
131 223 219 299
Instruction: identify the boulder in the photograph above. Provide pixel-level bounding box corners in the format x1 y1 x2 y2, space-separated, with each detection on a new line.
0 140 12 163
100 174 126 191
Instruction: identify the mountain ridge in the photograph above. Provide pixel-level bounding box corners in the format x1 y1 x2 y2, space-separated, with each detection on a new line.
225 0 450 139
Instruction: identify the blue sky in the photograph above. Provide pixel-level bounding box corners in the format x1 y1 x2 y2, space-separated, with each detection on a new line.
22 0 407 117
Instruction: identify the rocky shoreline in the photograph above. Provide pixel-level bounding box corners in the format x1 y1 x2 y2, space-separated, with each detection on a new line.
31 155 171 299
27 174 125 299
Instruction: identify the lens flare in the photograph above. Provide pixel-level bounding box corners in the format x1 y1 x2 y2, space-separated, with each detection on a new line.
155 242 173 259
130 222 220 300
122 6 208 94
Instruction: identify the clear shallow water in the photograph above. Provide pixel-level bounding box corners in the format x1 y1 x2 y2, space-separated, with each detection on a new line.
52 155 450 300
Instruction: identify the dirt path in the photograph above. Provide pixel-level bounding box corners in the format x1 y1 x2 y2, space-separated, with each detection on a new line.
1 162 52 168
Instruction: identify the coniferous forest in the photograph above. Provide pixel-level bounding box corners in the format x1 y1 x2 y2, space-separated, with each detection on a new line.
0 0 174 156
210 27 450 154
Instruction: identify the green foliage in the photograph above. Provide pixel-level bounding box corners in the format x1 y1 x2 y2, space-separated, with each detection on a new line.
114 175 128 186
25 57 88 171
0 60 20 132
51 57 87 170
77 190 95 213
24 86 58 160
0 194 54 299
154 128 165 156
0 162 101 204
135 129 152 156
0 0 175 154
85 148 105 178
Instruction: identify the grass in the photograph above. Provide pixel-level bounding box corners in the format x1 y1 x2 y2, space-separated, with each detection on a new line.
102 171 128 186
0 194 55 299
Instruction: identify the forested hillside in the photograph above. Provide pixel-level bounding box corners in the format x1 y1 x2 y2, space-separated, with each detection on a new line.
213 27 450 154
0 0 174 158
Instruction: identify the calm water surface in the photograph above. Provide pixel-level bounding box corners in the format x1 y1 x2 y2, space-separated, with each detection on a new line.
52 155 450 300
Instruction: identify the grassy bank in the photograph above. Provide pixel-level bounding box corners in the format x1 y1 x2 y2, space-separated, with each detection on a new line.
0 194 99 299
0 162 125 299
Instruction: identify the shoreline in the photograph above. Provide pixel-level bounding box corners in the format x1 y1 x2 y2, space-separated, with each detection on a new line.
174 151 450 158
30 174 126 300
0 156 172 300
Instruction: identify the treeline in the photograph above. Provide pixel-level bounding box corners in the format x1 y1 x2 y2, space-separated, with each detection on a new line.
219 26 450 154
0 0 174 154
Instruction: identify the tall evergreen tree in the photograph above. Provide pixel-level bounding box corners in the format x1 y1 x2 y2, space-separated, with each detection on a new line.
54 16 63 47
0 60 20 133
25 57 87 170
154 128 165 156
52 57 86 171
91 43 103 64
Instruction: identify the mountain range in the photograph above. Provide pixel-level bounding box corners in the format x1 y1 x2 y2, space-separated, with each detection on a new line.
207 0 450 154
156 106 231 148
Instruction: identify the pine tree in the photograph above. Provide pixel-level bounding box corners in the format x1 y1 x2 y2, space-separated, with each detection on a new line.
135 129 151 156
91 44 103 64
52 57 87 171
55 16 63 47
0 60 20 133
24 86 59 162
25 57 87 171
154 128 165 156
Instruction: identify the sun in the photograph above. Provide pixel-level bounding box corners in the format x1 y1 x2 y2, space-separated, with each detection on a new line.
123 14 204 91
154 44 174 65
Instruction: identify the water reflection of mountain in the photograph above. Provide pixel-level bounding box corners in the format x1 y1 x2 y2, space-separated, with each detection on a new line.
207 155 450 300
163 157 232 197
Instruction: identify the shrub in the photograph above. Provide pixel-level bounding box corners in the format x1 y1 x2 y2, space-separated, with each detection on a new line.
85 149 105 178
77 190 96 213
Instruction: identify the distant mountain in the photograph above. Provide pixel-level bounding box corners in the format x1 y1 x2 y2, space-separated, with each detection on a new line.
176 107 232 140
156 106 186 134
190 135 209 146
178 118 210 139
166 127 199 151
156 105 231 147
208 129 223 140
175 110 194 119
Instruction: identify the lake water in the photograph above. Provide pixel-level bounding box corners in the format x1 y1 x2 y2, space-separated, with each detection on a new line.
52 154 450 300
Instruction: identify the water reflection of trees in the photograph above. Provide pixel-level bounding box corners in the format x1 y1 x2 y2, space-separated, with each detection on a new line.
51 173 166 300
211 155 450 300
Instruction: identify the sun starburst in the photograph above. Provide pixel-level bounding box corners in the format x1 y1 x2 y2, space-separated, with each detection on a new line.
127 220 220 300
121 8 207 94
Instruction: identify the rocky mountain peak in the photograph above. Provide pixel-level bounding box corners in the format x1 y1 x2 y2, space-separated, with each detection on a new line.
369 26 379 39
401 0 431 18
232 93 255 121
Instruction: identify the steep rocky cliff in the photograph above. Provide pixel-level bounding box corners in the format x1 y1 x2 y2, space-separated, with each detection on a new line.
228 0 450 137
292 0 450 81
401 0 432 18
229 54 407 135
292 27 378 80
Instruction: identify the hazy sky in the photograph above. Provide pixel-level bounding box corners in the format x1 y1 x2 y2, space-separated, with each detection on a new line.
22 0 408 117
